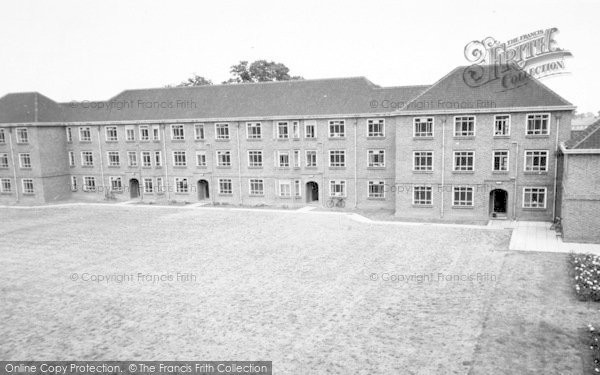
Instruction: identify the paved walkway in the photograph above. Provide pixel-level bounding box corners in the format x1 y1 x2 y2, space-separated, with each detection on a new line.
488 220 600 255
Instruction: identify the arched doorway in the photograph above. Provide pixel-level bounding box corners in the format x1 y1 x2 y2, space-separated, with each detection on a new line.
197 179 209 200
129 178 140 199
306 181 318 203
489 189 508 217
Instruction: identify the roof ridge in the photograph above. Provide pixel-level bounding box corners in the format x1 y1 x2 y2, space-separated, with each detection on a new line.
396 67 463 111
570 117 600 149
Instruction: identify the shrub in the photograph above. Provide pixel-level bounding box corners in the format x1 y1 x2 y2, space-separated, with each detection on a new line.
586 324 600 373
569 253 600 302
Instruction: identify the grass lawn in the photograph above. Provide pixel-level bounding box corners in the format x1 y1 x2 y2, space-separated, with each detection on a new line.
0 205 596 374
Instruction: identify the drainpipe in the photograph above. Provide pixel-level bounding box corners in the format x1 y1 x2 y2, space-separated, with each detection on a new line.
96 127 106 195
552 115 561 220
137 138 143 201
236 121 243 205
8 127 19 202
512 141 519 220
440 117 446 218
162 124 170 200
354 118 358 208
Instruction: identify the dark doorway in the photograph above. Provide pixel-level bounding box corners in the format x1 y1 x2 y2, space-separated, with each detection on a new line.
129 178 140 199
306 181 319 203
198 180 209 200
489 189 508 216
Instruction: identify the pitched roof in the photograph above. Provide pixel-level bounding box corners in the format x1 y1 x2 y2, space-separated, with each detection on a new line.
565 118 600 150
0 92 66 123
399 65 572 112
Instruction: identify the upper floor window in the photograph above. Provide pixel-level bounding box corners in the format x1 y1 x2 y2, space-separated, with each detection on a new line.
105 126 118 142
368 119 385 137
194 124 205 140
107 151 120 166
277 121 289 139
247 122 262 139
494 115 510 136
215 123 229 140
141 151 152 167
526 113 550 135
277 151 290 167
306 150 317 167
329 150 346 167
125 127 135 141
81 151 94 167
19 153 31 168
453 151 474 171
413 151 433 171
172 151 187 166
305 121 316 139
16 128 28 144
171 124 185 140
196 151 207 167
216 150 231 166
0 128 6 144
248 150 263 167
0 153 8 168
367 149 385 168
139 125 150 141
493 150 509 172
79 127 91 142
524 150 548 172
454 116 475 137
154 151 162 167
127 151 138 167
66 127 73 143
292 121 300 139
152 125 160 141
68 151 75 167
413 117 434 137
329 120 345 138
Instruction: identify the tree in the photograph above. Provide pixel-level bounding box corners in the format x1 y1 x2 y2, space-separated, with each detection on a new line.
224 60 303 84
176 75 213 87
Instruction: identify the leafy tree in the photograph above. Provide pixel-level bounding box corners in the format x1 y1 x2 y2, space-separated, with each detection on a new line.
224 60 303 83
176 75 213 87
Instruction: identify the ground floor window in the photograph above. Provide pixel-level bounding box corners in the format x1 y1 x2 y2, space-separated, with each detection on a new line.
109 177 122 191
413 186 432 205
175 177 189 193
368 181 385 198
279 180 291 197
143 178 154 193
219 179 232 195
453 186 474 207
249 179 264 196
1 178 12 193
70 176 77 191
21 179 34 194
156 177 164 194
329 180 346 197
83 176 96 191
523 187 546 208
294 179 301 197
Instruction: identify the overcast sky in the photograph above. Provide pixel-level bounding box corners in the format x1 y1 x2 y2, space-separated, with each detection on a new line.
1 0 598 113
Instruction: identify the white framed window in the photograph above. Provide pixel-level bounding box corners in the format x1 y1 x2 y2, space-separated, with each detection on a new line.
0 153 8 168
368 181 385 198
453 151 474 171
125 126 135 141
523 187 547 209
109 176 122 191
175 177 189 193
277 121 289 139
413 117 434 137
413 151 433 171
172 151 187 167
278 180 291 197
215 123 230 140
68 151 75 167
79 127 91 142
452 186 474 207
21 178 34 194
216 150 231 166
70 176 77 191
294 179 301 197
524 150 548 172
141 151 151 167
218 178 232 194
66 127 73 143
293 150 300 168
0 129 6 144
152 125 160 141
368 119 385 137
329 180 346 197
1 178 12 193
278 151 290 167
196 151 207 167
248 150 262 167
194 123 205 140
454 116 475 137
19 153 31 168
368 149 385 167
526 113 550 135
143 178 154 193
413 186 433 205
81 151 94 167
83 176 96 191
329 120 345 138
127 151 138 167
306 150 317 167
249 179 264 196
292 121 300 139
107 151 120 167
154 151 162 167
171 124 185 140
16 128 28 144
494 115 510 136
105 126 118 142
247 122 262 139
305 120 316 139
156 177 164 193
493 150 509 172
139 125 150 141
329 150 345 167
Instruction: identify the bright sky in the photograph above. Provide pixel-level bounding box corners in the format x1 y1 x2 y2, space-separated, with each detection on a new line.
1 0 598 113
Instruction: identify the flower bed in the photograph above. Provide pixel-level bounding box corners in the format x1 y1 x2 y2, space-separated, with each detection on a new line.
586 324 600 374
569 253 600 302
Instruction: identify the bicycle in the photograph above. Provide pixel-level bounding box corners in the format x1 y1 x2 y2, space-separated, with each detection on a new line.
326 196 346 208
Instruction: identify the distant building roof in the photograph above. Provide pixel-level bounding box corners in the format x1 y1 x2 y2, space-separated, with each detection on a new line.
565 118 600 150
572 116 598 130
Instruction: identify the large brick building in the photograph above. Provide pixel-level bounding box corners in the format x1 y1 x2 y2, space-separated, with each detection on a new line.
0 65 577 223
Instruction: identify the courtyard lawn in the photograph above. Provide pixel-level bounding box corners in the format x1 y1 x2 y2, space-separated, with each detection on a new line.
0 205 596 374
